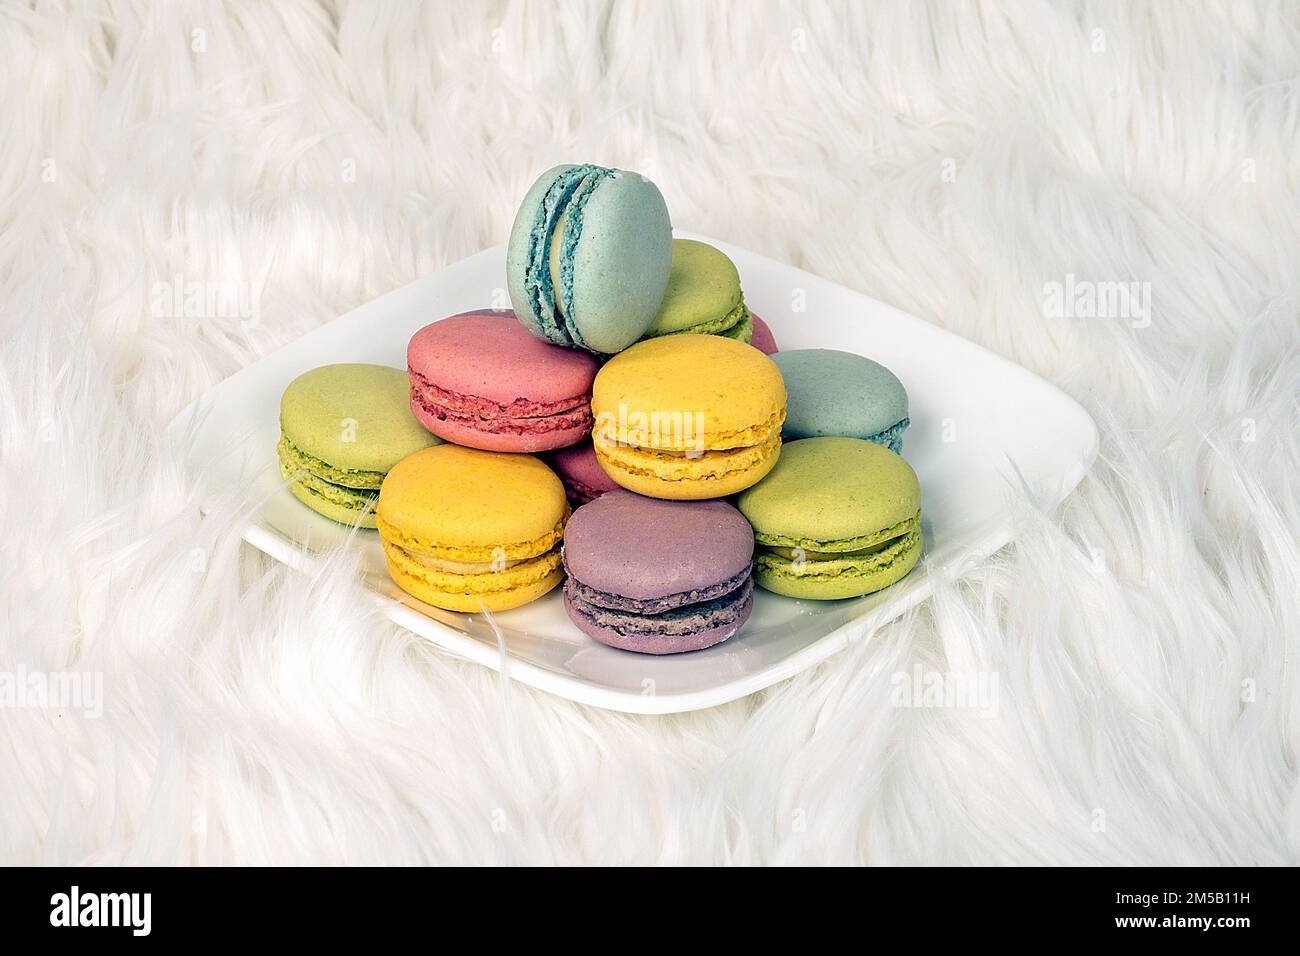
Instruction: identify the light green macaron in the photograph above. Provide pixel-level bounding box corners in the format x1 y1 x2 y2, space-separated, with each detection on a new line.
736 437 922 599
643 239 752 343
277 364 441 527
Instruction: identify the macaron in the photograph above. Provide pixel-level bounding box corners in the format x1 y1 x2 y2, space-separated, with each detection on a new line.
277 364 441 528
748 313 779 355
407 309 599 453
772 349 909 452
591 335 787 500
643 239 752 343
737 437 922 600
546 440 621 506
563 491 755 654
507 163 672 354
376 445 568 612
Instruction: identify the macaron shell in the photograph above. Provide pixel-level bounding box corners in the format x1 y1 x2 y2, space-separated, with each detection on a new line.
565 170 672 353
592 335 786 450
773 349 908 444
376 445 567 556
753 528 922 599
408 311 598 408
737 437 920 547
646 239 745 336
748 313 779 355
280 364 440 474
562 490 754 601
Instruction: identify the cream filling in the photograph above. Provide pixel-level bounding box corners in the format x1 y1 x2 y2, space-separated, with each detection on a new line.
397 548 524 574
549 210 568 316
764 538 899 561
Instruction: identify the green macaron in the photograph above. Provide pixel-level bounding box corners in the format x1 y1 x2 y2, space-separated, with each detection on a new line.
644 239 752 343
277 364 441 527
736 437 922 600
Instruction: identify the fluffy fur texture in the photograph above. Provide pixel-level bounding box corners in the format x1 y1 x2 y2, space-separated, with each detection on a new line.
1 1 1297 865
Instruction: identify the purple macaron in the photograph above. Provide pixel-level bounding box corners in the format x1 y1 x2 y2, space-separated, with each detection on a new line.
562 490 755 654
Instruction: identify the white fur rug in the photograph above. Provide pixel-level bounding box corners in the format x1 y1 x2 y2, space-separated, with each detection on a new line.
2 0 1297 865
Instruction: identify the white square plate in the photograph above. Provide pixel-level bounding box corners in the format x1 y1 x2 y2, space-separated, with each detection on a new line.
173 234 1097 714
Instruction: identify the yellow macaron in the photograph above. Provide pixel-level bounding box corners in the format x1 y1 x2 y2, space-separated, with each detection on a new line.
376 445 568 612
591 335 786 499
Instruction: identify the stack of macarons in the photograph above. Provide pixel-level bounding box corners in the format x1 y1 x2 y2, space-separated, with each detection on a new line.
275 161 923 655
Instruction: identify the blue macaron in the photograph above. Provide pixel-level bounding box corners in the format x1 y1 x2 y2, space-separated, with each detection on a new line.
506 164 672 354
772 349 910 452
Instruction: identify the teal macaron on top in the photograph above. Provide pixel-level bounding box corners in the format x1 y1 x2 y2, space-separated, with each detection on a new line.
507 163 672 354
771 349 909 453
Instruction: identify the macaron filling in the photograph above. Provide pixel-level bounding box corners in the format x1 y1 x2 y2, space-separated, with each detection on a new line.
409 370 593 438
376 513 566 566
595 430 780 484
651 300 750 340
276 433 385 490
718 307 754 344
384 540 564 599
594 405 785 455
377 511 567 600
565 562 752 616
277 434 380 517
283 469 376 514
755 528 920 584
753 513 921 582
523 164 598 346
525 164 614 349
552 167 614 347
397 550 527 574
753 511 920 556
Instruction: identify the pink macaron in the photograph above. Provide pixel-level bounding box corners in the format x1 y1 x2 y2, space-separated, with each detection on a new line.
546 440 621 506
408 309 600 453
749 312 779 355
